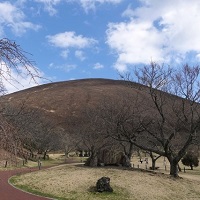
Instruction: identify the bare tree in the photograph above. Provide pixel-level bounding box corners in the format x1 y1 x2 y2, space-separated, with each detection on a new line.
0 99 62 161
99 94 144 167
59 130 79 158
22 113 62 160
0 38 44 164
64 103 118 167
148 152 162 170
0 38 40 94
80 107 113 167
0 111 24 166
127 62 200 177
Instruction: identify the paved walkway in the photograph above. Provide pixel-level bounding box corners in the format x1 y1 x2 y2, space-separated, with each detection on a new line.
0 167 53 200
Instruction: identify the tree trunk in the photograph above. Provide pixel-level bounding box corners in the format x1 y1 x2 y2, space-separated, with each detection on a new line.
190 164 193 170
85 151 98 167
169 160 179 177
30 150 34 158
149 152 160 170
127 143 134 160
151 159 156 170
65 148 70 158
178 164 182 172
43 150 48 160
121 154 131 167
4 160 8 168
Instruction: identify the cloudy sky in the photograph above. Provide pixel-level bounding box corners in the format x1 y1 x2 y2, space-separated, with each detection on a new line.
1 0 200 93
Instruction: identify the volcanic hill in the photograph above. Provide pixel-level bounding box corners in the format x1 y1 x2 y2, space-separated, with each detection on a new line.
0 78 149 127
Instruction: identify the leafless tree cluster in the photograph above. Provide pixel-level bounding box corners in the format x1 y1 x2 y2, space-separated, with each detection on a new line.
65 106 115 167
0 38 41 165
82 63 200 177
114 62 200 177
99 94 143 160
0 109 24 166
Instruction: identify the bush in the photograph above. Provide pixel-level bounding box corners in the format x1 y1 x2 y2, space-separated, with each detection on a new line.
181 152 199 170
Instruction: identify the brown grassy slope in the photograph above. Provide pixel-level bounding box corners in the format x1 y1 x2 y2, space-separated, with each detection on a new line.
0 78 192 142
0 78 150 126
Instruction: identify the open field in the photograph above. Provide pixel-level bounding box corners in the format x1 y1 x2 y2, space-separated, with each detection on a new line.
10 155 200 200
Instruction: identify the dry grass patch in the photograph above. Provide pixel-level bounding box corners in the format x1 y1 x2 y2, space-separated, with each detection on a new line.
10 164 200 200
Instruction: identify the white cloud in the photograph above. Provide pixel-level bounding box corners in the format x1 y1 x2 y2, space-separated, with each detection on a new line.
75 50 86 61
106 0 200 72
49 62 77 72
77 0 123 12
16 0 27 7
121 4 134 18
46 31 97 49
113 63 127 72
196 54 200 61
107 20 164 71
93 62 104 69
0 2 41 36
33 0 123 15
0 63 45 94
34 0 61 16
60 50 69 59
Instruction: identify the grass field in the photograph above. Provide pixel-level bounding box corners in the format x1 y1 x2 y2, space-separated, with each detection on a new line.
10 154 200 200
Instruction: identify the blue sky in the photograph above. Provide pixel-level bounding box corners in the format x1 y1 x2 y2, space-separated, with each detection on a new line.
1 0 200 93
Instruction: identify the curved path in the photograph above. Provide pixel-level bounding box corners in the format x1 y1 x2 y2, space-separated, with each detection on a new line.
0 167 53 200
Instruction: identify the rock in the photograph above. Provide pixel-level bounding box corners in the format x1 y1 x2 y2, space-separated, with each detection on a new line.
96 177 113 193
